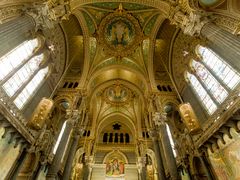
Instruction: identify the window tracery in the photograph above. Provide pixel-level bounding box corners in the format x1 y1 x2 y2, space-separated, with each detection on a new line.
186 46 240 115
0 37 50 109
187 72 217 114
198 46 240 89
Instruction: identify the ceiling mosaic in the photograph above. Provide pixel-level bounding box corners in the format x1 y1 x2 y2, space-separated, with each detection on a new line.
79 3 160 36
98 7 143 57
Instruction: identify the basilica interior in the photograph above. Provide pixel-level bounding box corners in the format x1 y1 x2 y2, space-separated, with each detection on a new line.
0 0 240 180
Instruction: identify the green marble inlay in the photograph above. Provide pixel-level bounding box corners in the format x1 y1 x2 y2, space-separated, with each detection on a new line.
199 0 221 6
85 8 109 25
144 14 159 35
88 2 152 11
82 11 95 34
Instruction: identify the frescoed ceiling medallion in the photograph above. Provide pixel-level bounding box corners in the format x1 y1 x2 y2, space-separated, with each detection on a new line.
98 5 143 57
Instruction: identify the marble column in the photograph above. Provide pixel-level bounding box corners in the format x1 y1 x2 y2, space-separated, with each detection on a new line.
62 131 81 180
153 113 178 179
150 129 166 180
158 124 178 179
46 119 73 179
201 23 240 72
0 15 35 57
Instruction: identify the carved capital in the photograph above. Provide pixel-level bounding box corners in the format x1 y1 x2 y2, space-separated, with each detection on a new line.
169 7 211 36
24 0 71 30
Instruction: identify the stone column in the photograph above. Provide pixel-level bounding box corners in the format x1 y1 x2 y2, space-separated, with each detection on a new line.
149 129 166 180
62 128 83 180
153 113 178 180
0 15 35 57
46 119 74 179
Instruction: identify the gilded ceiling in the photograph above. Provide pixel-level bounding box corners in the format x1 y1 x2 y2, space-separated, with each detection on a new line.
60 1 179 129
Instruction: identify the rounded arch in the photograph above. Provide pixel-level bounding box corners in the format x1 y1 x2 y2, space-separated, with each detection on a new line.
87 67 149 95
88 79 145 106
103 150 129 164
96 113 137 143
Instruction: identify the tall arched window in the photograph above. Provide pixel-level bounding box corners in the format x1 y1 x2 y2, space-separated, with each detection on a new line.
191 60 228 103
198 46 240 89
0 38 50 109
186 45 240 115
187 72 217 115
0 39 39 80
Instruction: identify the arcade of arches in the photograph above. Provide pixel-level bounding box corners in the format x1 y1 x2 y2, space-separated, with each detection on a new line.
0 0 240 180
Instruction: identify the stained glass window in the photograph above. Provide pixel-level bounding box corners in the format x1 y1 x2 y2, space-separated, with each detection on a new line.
3 54 44 97
13 67 49 109
187 72 217 114
0 39 39 80
192 60 228 103
0 37 49 109
198 46 240 89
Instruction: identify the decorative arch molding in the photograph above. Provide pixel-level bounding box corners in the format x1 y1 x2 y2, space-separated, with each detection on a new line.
87 68 149 95
89 79 144 105
146 148 157 170
74 147 85 163
148 15 166 91
71 11 91 88
96 112 136 140
103 150 129 164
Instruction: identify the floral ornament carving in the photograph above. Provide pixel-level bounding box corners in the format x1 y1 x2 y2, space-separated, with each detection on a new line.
98 7 143 57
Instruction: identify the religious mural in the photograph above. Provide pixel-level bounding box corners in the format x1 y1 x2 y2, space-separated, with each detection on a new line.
106 158 125 177
106 17 134 47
